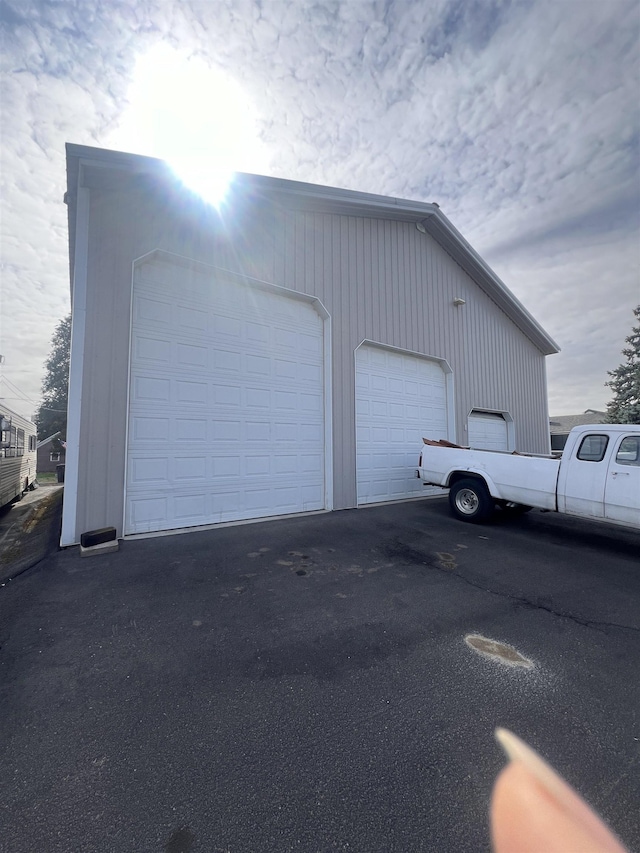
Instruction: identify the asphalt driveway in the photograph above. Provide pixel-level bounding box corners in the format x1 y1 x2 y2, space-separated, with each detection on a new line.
0 483 64 584
1 499 639 852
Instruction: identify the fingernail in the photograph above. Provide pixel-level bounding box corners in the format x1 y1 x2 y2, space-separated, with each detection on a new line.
495 727 568 805
495 727 628 852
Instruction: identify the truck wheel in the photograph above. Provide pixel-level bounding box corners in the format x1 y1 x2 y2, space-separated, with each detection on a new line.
448 478 494 523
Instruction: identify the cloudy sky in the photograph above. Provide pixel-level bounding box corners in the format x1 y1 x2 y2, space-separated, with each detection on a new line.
1 0 639 421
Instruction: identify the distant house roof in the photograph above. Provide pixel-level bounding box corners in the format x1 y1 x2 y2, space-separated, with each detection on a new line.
549 410 607 434
37 431 61 449
65 143 561 357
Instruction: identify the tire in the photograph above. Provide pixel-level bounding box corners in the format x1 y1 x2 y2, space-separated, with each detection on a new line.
448 478 494 523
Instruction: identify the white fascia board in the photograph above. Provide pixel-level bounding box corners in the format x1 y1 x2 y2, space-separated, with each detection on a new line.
36 431 61 449
60 184 90 547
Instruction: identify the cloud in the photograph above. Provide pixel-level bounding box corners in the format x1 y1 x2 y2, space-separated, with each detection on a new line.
1 0 638 418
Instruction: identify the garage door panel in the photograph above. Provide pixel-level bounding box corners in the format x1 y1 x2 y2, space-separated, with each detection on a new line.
468 412 509 451
273 390 297 410
246 354 271 376
300 392 323 413
176 343 208 367
246 421 270 441
135 294 174 326
134 335 171 363
127 476 324 533
178 305 207 332
174 458 207 481
299 362 323 383
213 313 242 338
246 321 270 343
127 263 326 534
129 496 168 530
130 457 169 484
134 376 170 402
212 456 243 477
300 454 323 474
356 345 448 505
174 493 208 522
299 423 323 443
176 419 207 441
213 384 241 406
247 388 271 409
212 420 241 440
176 381 208 405
130 416 170 442
273 455 299 475
214 349 242 373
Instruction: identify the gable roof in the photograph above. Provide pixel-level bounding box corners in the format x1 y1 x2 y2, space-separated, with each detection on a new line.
37 431 61 448
549 411 607 434
65 143 560 356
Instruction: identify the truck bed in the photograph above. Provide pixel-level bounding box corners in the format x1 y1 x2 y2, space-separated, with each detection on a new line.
418 442 561 510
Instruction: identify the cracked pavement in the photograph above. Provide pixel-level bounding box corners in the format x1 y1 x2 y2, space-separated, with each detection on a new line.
1 498 639 852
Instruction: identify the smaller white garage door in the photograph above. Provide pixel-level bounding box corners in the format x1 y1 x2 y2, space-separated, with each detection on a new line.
468 411 509 451
356 344 449 504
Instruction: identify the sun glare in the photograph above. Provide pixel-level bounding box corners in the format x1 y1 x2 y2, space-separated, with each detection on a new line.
107 44 269 207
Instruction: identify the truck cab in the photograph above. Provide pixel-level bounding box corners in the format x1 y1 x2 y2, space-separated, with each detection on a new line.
557 425 640 526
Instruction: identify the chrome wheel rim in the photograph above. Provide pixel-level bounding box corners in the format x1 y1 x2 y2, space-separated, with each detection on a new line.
455 488 480 515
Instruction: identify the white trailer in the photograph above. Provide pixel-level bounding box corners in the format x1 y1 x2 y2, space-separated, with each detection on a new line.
416 424 640 530
0 405 37 508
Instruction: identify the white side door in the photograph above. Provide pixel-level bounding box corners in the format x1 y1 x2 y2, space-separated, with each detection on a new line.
604 435 640 525
559 432 611 518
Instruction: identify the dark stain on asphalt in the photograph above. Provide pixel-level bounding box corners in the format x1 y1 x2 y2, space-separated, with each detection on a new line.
165 826 195 853
245 623 425 682
381 538 444 571
381 538 431 565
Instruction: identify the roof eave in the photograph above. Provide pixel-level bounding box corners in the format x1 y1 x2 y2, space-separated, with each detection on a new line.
64 143 560 356
37 431 61 448
417 212 560 356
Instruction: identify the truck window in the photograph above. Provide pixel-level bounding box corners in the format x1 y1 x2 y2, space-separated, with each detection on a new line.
576 434 609 462
616 436 640 466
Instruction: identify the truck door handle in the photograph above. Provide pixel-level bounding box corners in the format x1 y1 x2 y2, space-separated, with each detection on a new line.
611 471 630 477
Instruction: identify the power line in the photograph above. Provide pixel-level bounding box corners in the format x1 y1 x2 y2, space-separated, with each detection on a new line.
0 378 66 412
0 375 66 413
0 375 36 404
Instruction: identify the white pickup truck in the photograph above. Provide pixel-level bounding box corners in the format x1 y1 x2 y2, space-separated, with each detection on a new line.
416 424 640 529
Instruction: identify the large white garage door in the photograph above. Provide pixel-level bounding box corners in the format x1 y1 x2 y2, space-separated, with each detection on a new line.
468 411 509 451
356 345 448 505
125 259 326 535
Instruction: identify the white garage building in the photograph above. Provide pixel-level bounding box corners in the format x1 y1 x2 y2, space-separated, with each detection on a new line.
61 144 558 545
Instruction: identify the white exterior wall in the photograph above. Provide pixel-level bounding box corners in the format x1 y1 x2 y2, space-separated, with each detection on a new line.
63 157 553 543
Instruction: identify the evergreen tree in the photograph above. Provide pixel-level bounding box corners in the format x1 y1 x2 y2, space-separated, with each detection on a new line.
605 305 640 424
34 314 71 440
